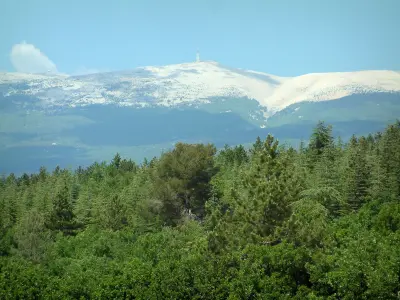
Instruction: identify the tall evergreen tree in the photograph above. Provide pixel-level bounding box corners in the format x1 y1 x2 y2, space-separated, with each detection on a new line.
308 121 334 158
111 153 122 169
46 180 81 236
209 135 304 251
344 135 372 211
303 122 347 216
379 121 400 200
250 136 263 157
103 194 128 231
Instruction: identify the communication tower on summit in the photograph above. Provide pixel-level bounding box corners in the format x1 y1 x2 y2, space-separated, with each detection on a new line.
196 49 200 63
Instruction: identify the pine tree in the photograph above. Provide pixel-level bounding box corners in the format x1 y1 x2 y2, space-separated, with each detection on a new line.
38 166 47 182
303 122 345 216
250 136 263 157
209 135 304 251
46 180 82 236
309 121 334 155
283 197 329 247
0 178 18 255
14 209 50 262
111 153 122 169
103 194 128 231
234 145 249 164
344 135 372 211
379 121 400 200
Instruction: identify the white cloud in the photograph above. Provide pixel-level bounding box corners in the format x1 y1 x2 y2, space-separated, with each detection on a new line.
10 41 58 74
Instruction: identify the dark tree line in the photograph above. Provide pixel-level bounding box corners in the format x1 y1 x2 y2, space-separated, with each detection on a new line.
0 121 399 299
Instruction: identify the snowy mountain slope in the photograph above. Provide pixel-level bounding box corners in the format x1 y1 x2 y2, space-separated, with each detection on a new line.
1 62 399 115
265 70 400 113
0 61 281 109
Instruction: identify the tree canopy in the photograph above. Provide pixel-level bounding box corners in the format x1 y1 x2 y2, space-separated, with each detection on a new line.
1 121 399 299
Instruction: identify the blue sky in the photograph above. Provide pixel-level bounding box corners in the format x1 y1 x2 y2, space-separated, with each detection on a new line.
1 0 399 76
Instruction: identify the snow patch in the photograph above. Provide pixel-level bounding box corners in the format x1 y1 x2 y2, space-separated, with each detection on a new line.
265 70 400 111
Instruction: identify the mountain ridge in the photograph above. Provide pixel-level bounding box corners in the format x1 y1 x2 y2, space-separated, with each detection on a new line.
1 62 399 117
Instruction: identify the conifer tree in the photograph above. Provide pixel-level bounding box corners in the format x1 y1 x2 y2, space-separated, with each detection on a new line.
209 135 304 251
308 121 334 156
14 209 50 262
379 121 400 199
304 123 345 216
0 179 18 255
46 180 81 236
249 136 263 157
283 197 328 247
111 153 122 169
306 121 336 172
344 135 372 211
103 194 128 231
38 166 47 182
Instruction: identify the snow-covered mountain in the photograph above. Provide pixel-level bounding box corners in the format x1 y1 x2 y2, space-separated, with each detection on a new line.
1 61 400 175
1 61 399 116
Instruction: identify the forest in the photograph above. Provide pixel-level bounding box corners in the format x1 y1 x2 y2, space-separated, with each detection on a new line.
0 121 399 299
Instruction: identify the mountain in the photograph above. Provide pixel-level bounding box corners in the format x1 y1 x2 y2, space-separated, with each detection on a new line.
1 61 400 174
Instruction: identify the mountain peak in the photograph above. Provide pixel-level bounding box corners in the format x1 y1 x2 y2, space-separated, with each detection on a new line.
1 63 399 113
